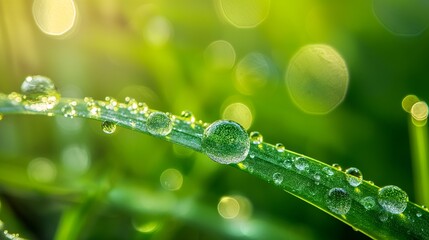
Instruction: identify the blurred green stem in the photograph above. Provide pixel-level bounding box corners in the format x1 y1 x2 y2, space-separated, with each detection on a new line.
409 119 429 206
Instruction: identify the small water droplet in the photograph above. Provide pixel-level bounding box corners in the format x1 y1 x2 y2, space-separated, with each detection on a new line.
313 172 321 182
249 154 255 159
105 96 118 111
84 97 101 117
379 211 389 222
125 97 139 114
422 205 428 211
345 167 363 187
138 102 149 115
102 121 116 134
360 196 376 210
273 172 283 185
323 166 334 176
378 185 408 214
326 188 351 215
181 110 195 124
61 102 77 118
275 143 285 152
201 120 250 164
21 75 60 111
8 92 23 104
283 159 293 169
249 131 263 144
294 157 308 171
147 112 173 136
417 212 422 217
332 163 342 171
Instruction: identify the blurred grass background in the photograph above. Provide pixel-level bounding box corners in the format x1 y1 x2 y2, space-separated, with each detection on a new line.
0 0 429 239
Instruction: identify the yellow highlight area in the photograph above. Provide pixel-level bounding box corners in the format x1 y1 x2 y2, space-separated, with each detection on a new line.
411 101 428 121
402 95 419 113
216 0 270 28
32 0 77 36
222 102 253 130
132 220 159 233
285 44 349 114
217 196 240 219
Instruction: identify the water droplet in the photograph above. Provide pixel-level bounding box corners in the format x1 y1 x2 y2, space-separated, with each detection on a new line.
275 143 285 152
102 121 116 134
323 166 334 176
249 131 263 144
8 92 23 104
417 212 422 217
345 167 363 187
378 185 408 214
105 96 118 111
379 211 389 222
326 188 351 215
294 157 308 171
181 110 195 124
283 159 293 169
61 101 77 118
84 97 101 117
273 172 283 185
146 112 173 136
125 97 139 114
21 75 60 111
422 205 428 211
332 163 342 171
360 196 376 210
313 172 321 182
138 102 149 115
201 120 250 164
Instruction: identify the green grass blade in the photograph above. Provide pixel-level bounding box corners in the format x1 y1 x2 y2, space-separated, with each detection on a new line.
1 92 428 239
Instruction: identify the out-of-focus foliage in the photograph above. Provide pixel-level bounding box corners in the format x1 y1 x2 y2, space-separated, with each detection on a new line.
0 0 428 239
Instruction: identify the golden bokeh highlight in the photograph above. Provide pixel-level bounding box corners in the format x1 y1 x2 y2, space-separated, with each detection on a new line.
402 95 420 113
222 102 253 130
411 101 428 121
285 44 349 114
32 0 77 36
160 168 183 191
216 0 270 28
217 196 240 219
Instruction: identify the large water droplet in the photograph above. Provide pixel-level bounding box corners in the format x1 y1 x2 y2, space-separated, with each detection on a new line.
147 112 173 136
326 188 351 215
21 75 60 111
272 172 283 185
249 131 263 144
378 185 408 214
102 121 117 134
360 196 376 210
345 167 363 187
201 120 250 164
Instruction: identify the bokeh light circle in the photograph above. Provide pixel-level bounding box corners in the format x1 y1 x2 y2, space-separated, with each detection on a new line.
217 0 270 28
33 0 77 36
285 44 349 114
